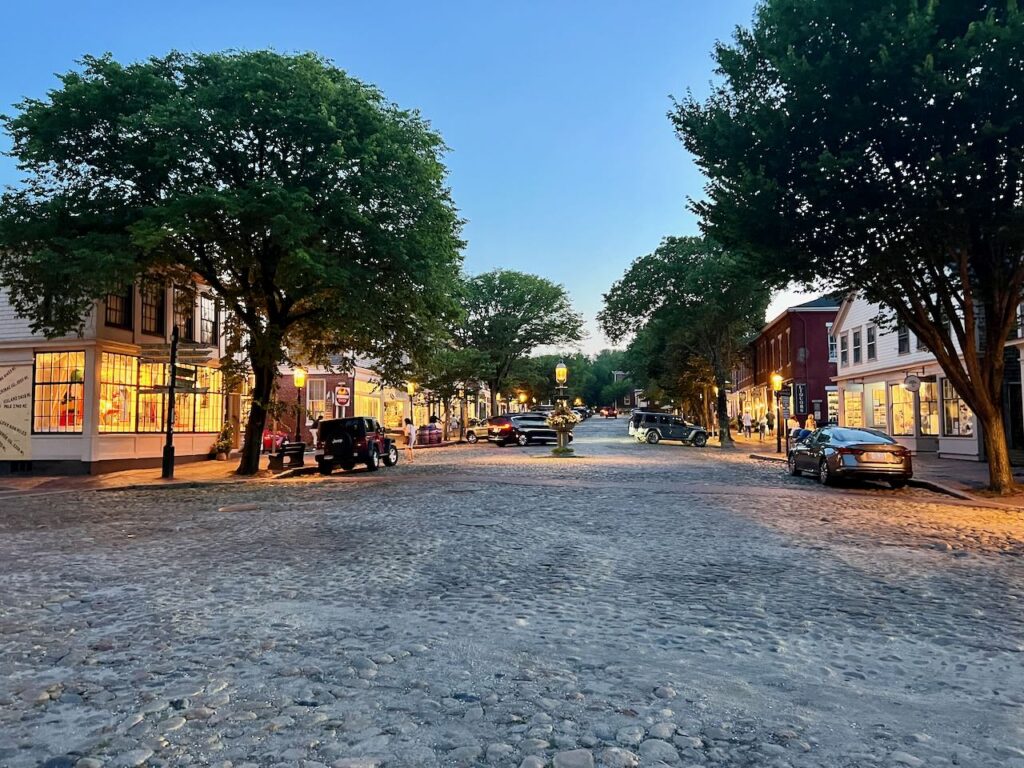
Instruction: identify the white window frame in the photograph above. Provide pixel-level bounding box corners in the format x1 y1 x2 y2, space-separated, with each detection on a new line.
826 322 837 362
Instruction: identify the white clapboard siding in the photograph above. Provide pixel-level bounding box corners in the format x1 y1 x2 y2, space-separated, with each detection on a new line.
833 295 958 378
0 289 96 342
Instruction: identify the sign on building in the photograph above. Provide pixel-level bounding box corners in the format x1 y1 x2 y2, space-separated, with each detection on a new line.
794 383 808 414
0 365 33 460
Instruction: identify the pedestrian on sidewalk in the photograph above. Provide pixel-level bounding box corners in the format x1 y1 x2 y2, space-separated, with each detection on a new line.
309 414 322 447
758 413 767 440
787 415 800 441
742 411 752 438
766 410 774 436
805 413 817 431
404 417 416 463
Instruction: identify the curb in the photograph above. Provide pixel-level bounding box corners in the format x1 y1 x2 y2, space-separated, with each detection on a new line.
749 453 786 464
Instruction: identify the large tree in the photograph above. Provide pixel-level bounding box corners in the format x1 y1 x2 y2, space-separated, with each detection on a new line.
0 51 463 474
600 237 769 446
460 270 584 411
673 1 1024 491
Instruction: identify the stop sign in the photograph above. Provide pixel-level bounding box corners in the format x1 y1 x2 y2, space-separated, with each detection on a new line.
335 385 350 406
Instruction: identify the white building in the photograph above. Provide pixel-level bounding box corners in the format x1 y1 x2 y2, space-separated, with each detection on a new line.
831 293 1024 462
0 282 229 475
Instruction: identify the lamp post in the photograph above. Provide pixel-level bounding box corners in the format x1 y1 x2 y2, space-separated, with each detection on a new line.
293 367 307 444
518 392 527 412
771 372 783 454
551 360 574 455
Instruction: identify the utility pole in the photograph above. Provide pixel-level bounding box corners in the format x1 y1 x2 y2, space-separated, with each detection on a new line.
161 325 179 479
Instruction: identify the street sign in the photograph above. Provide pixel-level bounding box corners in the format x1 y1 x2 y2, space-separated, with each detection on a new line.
904 374 921 393
779 391 792 421
335 385 351 407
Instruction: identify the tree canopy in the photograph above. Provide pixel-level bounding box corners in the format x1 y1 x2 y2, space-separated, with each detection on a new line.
459 269 585 410
600 236 769 444
0 50 464 473
673 0 1024 489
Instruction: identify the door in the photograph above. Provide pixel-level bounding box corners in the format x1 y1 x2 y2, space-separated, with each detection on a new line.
1003 350 1024 454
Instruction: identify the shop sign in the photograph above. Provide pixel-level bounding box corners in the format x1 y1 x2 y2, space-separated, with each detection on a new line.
903 374 921 393
335 385 351 407
0 365 33 460
779 391 792 420
794 383 808 414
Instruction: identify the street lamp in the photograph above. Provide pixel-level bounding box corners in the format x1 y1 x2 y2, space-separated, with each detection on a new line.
771 372 783 454
293 366 307 443
518 392 527 412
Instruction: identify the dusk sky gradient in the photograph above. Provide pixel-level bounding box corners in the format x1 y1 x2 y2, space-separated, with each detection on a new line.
0 0 811 351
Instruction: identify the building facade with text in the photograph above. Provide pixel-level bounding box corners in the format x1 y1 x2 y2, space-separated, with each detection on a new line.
0 282 229 475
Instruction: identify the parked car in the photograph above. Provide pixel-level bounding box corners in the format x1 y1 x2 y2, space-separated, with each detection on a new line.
488 414 574 447
315 417 399 474
787 425 913 488
632 412 709 447
465 418 488 443
572 407 589 420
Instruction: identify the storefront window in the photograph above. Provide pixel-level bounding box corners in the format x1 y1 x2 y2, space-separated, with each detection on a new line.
383 397 404 430
306 379 326 420
868 383 887 428
138 363 167 432
354 379 382 422
919 381 939 436
193 367 223 433
843 389 864 427
942 379 975 437
98 353 138 433
890 384 914 436
33 351 85 433
826 390 839 424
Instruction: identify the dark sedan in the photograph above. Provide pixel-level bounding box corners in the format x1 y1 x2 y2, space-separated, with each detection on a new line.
788 426 913 488
487 414 573 447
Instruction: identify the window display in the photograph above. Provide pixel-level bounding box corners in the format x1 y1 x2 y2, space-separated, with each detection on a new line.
99 353 138 433
890 383 914 436
33 352 85 433
919 381 939 436
942 379 974 437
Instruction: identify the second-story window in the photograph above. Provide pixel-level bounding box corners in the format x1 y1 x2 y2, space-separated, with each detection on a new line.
174 289 196 342
852 329 862 364
141 283 166 336
200 294 218 345
840 333 849 366
866 325 877 360
897 323 910 354
785 329 791 365
104 284 133 329
826 322 837 362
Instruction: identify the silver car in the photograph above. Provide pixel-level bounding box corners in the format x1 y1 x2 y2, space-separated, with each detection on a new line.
788 426 913 488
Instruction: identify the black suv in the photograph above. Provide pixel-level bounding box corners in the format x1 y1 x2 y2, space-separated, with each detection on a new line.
488 414 574 447
631 411 709 447
315 417 399 474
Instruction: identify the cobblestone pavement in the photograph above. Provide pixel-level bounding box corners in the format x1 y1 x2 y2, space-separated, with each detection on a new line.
2 418 1023 768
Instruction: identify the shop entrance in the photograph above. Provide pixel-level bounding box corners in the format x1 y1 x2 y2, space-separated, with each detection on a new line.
1003 349 1024 463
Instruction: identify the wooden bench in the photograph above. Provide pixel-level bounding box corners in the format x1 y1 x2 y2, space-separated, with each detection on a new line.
268 441 306 471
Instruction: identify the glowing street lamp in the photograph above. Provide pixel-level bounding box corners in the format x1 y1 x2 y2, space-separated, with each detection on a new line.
555 360 568 386
771 372 784 454
293 367 307 443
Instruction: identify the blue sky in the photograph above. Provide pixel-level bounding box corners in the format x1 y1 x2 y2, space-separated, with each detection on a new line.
1 1 806 350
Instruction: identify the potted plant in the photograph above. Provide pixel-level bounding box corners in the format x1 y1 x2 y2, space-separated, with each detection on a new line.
213 421 234 461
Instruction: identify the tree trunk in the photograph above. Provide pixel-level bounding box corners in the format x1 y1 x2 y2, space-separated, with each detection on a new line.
977 405 1015 493
716 377 732 447
236 359 275 475
489 381 499 415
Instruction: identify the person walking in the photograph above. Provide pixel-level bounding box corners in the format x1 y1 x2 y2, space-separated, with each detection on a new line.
309 414 322 447
758 413 768 441
766 410 775 436
742 411 752 438
403 417 416 464
805 413 817 431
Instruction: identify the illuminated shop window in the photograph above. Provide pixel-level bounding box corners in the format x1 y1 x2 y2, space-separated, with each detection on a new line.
33 352 85 433
98 353 138 433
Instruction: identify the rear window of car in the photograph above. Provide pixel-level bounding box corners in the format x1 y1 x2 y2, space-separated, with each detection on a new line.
832 428 895 444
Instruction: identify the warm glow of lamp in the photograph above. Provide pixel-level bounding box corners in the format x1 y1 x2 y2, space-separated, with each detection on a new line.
518 392 527 404
574 397 583 406
555 360 568 385
770 372 783 392
293 367 307 389
407 381 416 396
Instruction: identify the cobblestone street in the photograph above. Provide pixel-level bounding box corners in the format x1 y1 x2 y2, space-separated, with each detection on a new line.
2 418 1023 768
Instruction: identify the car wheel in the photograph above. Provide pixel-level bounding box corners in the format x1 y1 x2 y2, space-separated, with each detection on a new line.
318 463 333 476
516 433 530 447
466 432 478 443
366 448 380 472
788 454 801 476
693 433 708 447
888 477 909 489
646 431 660 444
382 445 399 467
818 459 834 486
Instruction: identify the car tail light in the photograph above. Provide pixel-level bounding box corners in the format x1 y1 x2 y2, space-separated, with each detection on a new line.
316 439 324 449
836 447 864 456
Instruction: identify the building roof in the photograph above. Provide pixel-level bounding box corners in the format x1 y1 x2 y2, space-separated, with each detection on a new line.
761 293 842 333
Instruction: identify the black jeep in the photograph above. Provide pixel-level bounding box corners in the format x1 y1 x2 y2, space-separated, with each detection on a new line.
315 417 399 474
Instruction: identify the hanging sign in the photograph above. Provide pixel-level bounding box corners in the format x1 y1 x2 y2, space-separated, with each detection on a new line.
903 374 922 393
0 365 33 460
335 385 351 407
794 383 808 414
